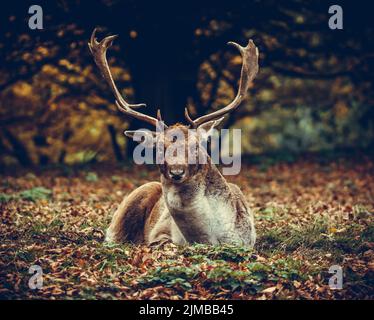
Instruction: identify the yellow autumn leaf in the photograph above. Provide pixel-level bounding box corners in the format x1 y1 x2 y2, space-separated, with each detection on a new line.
12 82 32 97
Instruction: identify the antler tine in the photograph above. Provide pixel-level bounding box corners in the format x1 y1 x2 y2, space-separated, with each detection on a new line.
89 28 165 127
156 109 162 122
184 107 195 127
185 39 259 128
156 109 167 129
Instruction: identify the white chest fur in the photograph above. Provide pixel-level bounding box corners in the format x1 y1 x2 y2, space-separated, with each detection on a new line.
164 185 238 244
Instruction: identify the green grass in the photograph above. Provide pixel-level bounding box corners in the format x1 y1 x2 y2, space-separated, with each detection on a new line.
0 187 52 203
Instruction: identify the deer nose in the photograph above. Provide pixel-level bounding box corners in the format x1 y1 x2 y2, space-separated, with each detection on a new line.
169 168 185 180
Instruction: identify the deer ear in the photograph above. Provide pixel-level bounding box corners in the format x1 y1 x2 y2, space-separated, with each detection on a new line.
197 117 225 141
124 130 156 147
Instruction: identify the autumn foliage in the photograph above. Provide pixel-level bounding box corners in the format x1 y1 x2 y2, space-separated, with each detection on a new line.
0 1 373 301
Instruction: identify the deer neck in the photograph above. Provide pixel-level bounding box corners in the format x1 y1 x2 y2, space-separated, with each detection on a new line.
161 163 234 244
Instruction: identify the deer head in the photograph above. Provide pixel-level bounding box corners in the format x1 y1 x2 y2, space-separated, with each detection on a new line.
89 28 259 183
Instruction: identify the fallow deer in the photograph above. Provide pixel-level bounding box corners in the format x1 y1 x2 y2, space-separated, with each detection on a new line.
89 28 259 247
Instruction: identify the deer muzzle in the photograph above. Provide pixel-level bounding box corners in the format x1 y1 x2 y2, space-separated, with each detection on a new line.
169 168 186 181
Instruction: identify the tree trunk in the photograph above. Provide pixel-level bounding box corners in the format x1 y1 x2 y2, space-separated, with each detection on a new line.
2 128 33 166
125 47 199 157
107 124 124 162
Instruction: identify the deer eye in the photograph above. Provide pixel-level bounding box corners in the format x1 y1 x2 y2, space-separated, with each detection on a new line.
172 135 177 143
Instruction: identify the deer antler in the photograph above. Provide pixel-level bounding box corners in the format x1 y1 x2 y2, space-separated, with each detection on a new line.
185 39 259 128
89 28 165 128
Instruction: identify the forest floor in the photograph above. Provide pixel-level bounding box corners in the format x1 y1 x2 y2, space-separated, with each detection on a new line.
0 153 373 300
